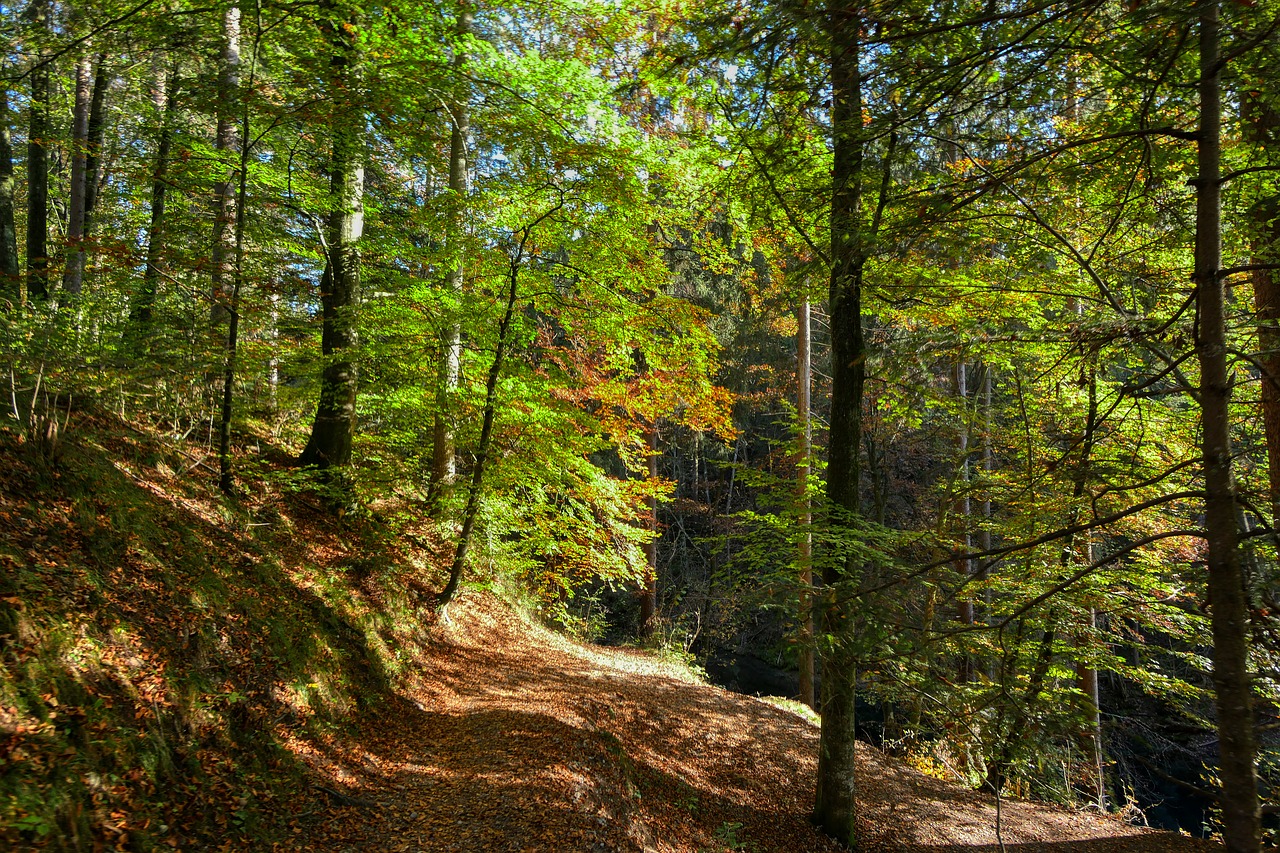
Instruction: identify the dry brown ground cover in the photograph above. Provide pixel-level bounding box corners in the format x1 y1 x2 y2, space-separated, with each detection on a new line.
288 601 1224 853
0 413 1227 852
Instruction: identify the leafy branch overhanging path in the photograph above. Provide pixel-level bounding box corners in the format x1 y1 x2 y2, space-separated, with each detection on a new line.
286 597 1223 853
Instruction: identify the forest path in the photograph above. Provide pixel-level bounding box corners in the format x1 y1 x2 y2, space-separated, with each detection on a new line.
286 595 1220 853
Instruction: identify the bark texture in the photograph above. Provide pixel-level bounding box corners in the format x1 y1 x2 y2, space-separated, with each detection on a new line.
815 3 864 847
210 7 241 328
1193 5 1261 851
300 6 364 472
1243 87 1280 518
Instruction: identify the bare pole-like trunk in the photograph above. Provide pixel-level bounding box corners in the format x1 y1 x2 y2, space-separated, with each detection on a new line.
0 85 19 305
429 3 472 507
130 65 176 344
61 53 92 298
1075 593 1105 810
25 0 51 303
798 297 815 710
954 361 974 682
218 100 252 494
1194 4 1261 850
815 2 864 846
210 6 241 328
639 424 660 637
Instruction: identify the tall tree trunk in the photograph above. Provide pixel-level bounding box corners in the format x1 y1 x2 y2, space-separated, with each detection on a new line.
82 56 108 238
25 0 51 303
1194 4 1261 851
815 3 865 846
639 424 659 637
1243 90 1280 519
0 85 19 305
130 66 176 344
218 114 251 494
954 361 974 682
61 53 92 298
210 6 241 328
300 7 363 473
429 3 472 507
798 297 816 710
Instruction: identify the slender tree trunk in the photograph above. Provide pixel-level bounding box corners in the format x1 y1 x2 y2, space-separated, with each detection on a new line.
0 85 19 305
798 297 816 710
1075 597 1105 809
25 0 51 303
218 128 251 494
954 361 974 682
1243 91 1280 519
438 238 532 606
1194 4 1261 850
639 424 659 637
300 7 363 473
429 3 472 507
815 3 864 846
130 67 176 343
210 6 241 328
82 56 108 238
61 53 92 298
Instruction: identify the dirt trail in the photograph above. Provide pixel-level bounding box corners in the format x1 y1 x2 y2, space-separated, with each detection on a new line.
283 596 1221 853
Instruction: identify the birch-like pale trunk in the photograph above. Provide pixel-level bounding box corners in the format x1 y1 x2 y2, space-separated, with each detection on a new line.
798 297 815 710
429 4 473 506
210 7 241 328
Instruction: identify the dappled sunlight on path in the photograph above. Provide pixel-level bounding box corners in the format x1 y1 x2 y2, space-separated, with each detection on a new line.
291 594 1221 853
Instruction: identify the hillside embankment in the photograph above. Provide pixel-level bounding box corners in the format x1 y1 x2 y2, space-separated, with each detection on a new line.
0 413 1224 851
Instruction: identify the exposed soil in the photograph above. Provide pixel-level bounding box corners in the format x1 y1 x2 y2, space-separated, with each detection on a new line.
285 598 1223 853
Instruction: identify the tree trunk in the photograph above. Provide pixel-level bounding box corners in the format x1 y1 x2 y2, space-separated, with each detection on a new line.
300 7 363 473
639 424 659 637
218 113 251 494
798 297 816 710
438 234 534 606
814 3 864 847
130 66 176 344
1194 4 1261 850
61 53 92 298
954 361 974 683
1243 89 1280 519
429 3 472 507
210 6 241 328
0 85 19 305
82 56 108 238
25 0 51 303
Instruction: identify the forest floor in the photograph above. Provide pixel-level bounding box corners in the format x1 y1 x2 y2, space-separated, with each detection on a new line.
285 596 1223 853
0 411 1226 852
